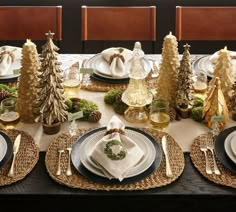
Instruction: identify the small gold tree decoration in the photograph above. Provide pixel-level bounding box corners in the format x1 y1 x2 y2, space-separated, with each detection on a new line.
16 39 40 122
35 31 68 134
202 77 229 130
176 44 194 118
156 31 180 107
211 46 234 105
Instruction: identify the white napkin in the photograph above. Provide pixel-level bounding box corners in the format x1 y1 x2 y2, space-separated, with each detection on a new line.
89 115 144 181
101 47 133 78
0 46 22 76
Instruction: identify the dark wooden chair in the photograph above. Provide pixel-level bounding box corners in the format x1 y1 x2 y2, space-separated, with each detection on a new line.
0 6 62 49
81 6 156 53
175 6 236 41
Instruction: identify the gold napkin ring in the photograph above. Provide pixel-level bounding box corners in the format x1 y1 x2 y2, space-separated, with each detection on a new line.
0 50 15 62
104 128 125 135
109 54 125 65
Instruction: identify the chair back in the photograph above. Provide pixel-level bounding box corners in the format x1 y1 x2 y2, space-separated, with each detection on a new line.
81 6 156 53
176 6 236 41
0 6 62 41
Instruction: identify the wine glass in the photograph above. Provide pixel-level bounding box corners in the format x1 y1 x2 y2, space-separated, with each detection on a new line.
149 98 170 131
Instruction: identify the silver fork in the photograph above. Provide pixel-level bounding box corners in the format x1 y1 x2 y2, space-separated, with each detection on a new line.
206 138 221 175
199 140 212 175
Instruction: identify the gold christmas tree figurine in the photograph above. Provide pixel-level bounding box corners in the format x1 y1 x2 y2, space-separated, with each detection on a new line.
16 39 40 122
202 77 229 130
176 43 194 118
35 31 68 134
156 32 180 106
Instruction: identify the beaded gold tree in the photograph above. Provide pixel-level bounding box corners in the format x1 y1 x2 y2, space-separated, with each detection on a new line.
176 44 194 118
35 31 68 134
16 39 40 122
156 32 180 107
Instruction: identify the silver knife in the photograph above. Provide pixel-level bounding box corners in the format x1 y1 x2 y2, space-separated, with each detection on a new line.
161 136 173 178
8 134 21 177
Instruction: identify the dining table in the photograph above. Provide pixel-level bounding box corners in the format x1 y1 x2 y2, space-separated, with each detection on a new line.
0 53 236 211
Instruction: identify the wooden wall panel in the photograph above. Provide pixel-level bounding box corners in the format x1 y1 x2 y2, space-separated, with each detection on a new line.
0 0 236 54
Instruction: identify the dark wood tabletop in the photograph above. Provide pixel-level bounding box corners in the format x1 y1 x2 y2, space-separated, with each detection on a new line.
0 152 235 211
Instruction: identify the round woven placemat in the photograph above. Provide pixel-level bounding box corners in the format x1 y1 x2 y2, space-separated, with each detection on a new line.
190 132 236 188
45 128 185 190
80 73 157 92
0 128 39 186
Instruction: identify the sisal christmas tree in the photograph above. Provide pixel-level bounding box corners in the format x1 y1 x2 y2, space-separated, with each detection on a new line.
202 77 229 130
16 39 40 122
35 31 68 134
176 44 194 118
211 46 234 105
156 32 180 106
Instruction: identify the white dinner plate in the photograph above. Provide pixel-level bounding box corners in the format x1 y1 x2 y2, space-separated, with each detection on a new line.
224 131 236 164
0 130 13 168
0 134 7 162
78 128 156 179
84 52 152 79
93 69 129 80
193 55 236 78
0 59 21 79
230 135 236 157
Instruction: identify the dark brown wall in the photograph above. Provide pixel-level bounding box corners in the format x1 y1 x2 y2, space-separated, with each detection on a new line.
1 0 236 54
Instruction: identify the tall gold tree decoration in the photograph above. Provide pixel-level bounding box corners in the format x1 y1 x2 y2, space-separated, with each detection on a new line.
35 31 68 134
156 32 180 106
211 46 234 105
202 77 229 130
176 44 194 118
16 39 40 122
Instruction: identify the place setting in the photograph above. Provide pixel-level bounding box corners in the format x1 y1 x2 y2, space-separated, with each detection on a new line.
0 129 39 186
45 115 185 190
190 124 236 189
81 44 154 92
0 46 22 83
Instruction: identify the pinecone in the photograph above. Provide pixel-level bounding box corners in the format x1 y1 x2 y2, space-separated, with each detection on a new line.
0 90 10 102
88 110 102 122
169 107 177 121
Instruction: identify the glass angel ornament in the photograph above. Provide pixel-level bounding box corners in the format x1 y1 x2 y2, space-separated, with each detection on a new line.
121 42 153 123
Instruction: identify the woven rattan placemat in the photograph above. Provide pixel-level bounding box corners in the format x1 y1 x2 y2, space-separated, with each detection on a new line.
81 79 128 92
45 128 185 190
0 128 39 186
80 73 157 92
190 132 236 188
